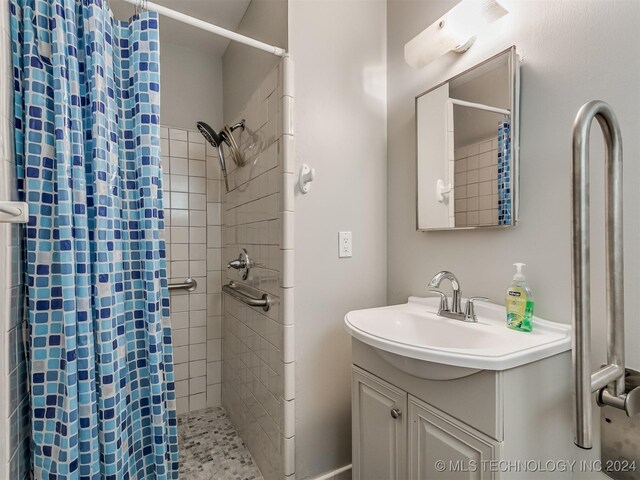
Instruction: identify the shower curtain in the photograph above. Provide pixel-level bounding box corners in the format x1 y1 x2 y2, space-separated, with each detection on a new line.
11 0 179 478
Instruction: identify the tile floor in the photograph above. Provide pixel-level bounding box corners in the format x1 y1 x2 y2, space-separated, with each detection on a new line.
178 407 263 480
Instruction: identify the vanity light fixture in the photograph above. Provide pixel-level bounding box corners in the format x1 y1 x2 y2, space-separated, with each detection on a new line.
404 0 508 69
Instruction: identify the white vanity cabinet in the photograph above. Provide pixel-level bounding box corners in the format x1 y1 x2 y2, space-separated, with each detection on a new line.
353 365 499 480
408 395 500 480
352 368 407 480
351 338 574 480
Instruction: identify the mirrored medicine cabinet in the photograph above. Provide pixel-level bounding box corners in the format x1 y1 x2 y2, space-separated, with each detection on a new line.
416 46 520 231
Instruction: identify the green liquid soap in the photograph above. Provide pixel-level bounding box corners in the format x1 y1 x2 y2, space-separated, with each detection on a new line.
506 263 534 332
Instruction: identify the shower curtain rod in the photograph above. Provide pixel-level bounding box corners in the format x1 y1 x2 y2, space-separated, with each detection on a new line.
122 0 287 57
449 98 511 116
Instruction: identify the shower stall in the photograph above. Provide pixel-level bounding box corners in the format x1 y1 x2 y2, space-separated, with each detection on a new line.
1 0 294 479
159 54 295 476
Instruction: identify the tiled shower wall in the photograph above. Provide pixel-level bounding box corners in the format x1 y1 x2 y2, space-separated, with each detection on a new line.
0 1 29 478
454 136 500 227
160 126 224 414
222 58 295 480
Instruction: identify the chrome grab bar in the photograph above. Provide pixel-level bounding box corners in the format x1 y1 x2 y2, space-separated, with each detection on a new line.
168 278 197 292
222 281 271 311
571 100 630 449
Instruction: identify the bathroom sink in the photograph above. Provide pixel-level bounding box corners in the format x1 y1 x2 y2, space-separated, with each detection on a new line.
344 297 571 380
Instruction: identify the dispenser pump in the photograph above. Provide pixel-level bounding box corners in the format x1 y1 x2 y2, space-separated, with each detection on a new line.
513 263 526 282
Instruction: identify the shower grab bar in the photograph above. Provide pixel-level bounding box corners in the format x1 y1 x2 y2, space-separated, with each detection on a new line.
571 100 639 450
168 278 197 292
222 281 271 312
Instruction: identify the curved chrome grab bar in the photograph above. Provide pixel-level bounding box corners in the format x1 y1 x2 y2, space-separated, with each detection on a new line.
571 100 626 449
222 281 271 312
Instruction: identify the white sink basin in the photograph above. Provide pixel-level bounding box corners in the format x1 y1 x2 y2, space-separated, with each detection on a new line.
344 296 571 380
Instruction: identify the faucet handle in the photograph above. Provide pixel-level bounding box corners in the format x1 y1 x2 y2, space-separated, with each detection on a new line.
227 249 252 280
429 289 449 313
464 296 489 322
227 258 247 270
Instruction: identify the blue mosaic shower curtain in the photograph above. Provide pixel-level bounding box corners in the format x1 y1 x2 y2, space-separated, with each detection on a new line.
10 0 179 478
497 121 512 225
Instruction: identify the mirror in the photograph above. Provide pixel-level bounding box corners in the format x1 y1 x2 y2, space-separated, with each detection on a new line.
416 47 520 230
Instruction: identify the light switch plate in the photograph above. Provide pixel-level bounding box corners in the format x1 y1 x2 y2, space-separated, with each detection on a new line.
339 231 352 258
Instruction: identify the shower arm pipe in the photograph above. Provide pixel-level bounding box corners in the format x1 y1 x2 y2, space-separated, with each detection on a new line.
123 0 287 57
449 98 511 116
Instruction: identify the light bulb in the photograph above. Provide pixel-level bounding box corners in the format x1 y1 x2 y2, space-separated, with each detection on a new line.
404 0 508 69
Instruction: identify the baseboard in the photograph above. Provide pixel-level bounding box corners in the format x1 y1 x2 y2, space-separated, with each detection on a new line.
311 464 352 480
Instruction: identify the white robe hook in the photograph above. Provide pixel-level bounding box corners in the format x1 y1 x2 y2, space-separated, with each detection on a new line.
299 164 316 194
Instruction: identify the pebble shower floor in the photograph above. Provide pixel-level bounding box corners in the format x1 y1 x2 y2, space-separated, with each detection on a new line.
178 407 263 480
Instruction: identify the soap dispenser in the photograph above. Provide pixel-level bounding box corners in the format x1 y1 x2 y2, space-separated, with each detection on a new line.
506 263 534 332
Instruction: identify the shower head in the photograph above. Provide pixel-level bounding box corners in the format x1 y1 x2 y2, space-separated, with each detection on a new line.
196 119 248 193
197 120 230 192
197 121 223 148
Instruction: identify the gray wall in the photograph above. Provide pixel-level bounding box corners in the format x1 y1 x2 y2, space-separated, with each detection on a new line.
160 42 223 131
387 0 639 370
290 0 388 478
222 0 288 121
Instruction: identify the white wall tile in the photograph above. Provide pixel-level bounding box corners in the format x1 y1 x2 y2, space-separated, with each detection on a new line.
164 128 225 412
190 360 206 379
169 128 188 142
188 131 204 144
189 143 206 161
189 193 207 210
174 347 189 365
170 157 189 176
220 59 292 479
173 329 189 347
207 361 222 384
189 376 206 395
189 160 206 178
176 397 189 415
189 327 207 344
189 393 206 411
206 384 222 408
189 343 207 362
189 244 206 261
171 311 189 330
170 140 188 158
171 192 189 210
207 339 222 362
453 137 500 226
190 310 206 328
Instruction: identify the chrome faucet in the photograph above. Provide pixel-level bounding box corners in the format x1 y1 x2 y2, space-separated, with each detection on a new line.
428 271 463 314
428 271 488 322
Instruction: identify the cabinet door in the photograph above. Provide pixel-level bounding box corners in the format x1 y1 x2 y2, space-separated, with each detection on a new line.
409 396 500 480
352 366 407 480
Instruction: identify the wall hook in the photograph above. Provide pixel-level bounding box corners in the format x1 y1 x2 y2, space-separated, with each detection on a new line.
0 201 28 224
299 164 316 194
436 179 452 203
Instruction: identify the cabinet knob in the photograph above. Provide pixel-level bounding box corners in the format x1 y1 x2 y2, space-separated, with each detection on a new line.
390 408 402 419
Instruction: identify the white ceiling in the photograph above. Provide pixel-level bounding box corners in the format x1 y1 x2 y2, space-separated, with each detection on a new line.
110 0 251 56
